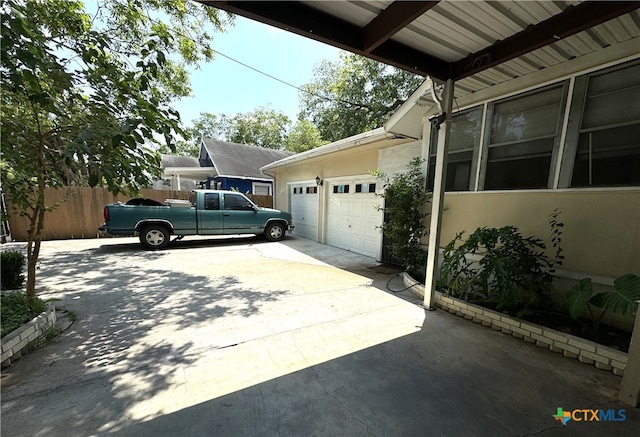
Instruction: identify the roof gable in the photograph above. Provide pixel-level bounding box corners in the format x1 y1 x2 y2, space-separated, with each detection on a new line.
201 138 292 179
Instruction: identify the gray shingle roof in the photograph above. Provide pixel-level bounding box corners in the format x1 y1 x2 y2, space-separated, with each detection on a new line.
160 154 202 168
201 138 292 179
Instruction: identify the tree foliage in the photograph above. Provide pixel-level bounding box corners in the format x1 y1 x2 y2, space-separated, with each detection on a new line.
284 119 327 153
227 107 290 149
173 108 322 155
299 52 423 142
0 0 230 304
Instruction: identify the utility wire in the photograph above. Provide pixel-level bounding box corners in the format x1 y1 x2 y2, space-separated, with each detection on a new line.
213 50 373 111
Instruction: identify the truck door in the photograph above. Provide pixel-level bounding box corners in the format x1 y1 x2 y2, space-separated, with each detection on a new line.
222 192 261 233
197 192 224 234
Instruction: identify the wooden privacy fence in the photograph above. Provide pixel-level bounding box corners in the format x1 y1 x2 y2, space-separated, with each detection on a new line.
5 187 273 241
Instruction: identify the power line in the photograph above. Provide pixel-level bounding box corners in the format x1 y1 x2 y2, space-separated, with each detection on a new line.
213 50 372 111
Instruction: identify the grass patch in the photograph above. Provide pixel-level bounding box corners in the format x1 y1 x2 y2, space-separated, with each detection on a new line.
1 291 47 338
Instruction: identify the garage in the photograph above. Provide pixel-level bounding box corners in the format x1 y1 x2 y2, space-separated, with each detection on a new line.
325 177 383 259
289 182 318 240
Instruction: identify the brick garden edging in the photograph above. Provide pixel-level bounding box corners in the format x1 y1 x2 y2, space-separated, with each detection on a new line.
1 306 57 367
401 272 628 377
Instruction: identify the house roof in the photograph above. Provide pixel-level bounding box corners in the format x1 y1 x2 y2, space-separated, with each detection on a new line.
201 138 293 179
200 1 640 100
261 127 409 171
161 154 211 168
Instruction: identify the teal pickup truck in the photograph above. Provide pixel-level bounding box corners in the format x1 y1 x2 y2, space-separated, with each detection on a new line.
99 190 294 249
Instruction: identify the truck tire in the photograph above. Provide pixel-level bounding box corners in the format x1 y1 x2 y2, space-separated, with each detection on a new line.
264 222 286 242
140 224 170 250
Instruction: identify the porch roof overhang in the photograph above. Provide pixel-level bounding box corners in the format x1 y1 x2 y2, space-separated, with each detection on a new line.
162 167 218 180
199 1 640 406
199 1 640 96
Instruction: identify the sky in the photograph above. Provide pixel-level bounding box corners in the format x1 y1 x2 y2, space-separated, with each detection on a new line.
171 16 343 126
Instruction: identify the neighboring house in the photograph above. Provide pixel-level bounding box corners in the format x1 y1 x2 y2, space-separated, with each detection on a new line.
262 54 639 285
156 139 292 195
154 154 214 191
199 138 292 195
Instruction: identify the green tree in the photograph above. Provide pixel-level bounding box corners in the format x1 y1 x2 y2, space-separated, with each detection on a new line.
0 0 230 305
159 112 232 157
284 119 326 153
227 107 291 149
176 107 292 151
299 52 423 142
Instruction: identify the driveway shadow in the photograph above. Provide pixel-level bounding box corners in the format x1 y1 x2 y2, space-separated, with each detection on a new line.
1 242 292 436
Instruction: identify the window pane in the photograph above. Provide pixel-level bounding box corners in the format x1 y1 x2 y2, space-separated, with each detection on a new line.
485 155 552 190
254 185 270 195
571 61 640 187
450 107 483 151
428 106 482 192
428 151 473 191
571 124 640 187
491 86 563 144
204 193 219 210
582 63 640 129
224 193 252 210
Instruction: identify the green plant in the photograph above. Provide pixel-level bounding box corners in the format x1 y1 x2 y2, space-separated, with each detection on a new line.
565 274 640 338
1 291 46 337
548 208 565 274
440 225 558 314
373 157 431 276
1 251 26 290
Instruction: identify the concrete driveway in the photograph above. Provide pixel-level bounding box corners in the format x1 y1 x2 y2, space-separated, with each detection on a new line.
1 235 638 436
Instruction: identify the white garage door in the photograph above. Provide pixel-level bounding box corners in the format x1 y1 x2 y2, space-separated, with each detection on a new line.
290 182 318 240
326 178 383 259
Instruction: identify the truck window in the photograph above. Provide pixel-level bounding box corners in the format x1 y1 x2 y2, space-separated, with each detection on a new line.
204 193 220 210
224 193 254 211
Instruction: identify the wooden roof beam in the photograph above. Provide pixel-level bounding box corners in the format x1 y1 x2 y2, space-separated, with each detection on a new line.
363 1 439 53
453 1 640 80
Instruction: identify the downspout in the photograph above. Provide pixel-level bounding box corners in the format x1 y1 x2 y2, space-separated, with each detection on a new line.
423 78 454 310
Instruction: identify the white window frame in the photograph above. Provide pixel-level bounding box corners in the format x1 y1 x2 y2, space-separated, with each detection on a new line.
252 182 272 196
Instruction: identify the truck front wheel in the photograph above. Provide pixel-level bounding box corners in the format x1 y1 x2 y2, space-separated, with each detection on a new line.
140 225 170 250
264 222 285 242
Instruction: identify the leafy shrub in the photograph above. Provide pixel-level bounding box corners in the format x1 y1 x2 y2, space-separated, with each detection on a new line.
565 273 640 338
1 291 46 338
1 250 25 290
440 225 558 314
373 157 431 276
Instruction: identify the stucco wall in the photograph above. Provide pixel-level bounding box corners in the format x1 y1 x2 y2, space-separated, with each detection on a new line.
437 190 640 278
377 140 422 177
274 137 638 280
272 139 410 213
